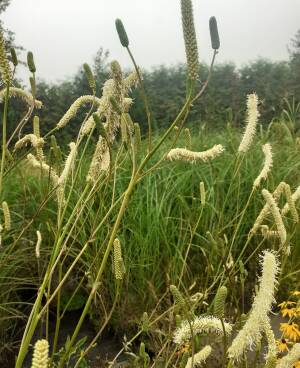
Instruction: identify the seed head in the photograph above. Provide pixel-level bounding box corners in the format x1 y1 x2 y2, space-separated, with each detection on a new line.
115 19 129 47
31 339 49 368
238 93 260 154
35 231 42 259
113 238 125 280
83 63 96 94
181 0 199 80
174 315 232 346
167 145 224 163
2 201 11 231
27 51 36 73
213 286 228 319
228 251 279 361
185 345 212 368
209 16 220 50
0 30 11 85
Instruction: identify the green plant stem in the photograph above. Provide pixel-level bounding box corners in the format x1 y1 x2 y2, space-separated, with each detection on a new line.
50 262 62 364
74 282 121 368
0 84 10 196
221 318 228 367
126 46 153 152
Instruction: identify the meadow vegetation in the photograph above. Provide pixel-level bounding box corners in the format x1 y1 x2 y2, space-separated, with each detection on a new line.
0 0 300 367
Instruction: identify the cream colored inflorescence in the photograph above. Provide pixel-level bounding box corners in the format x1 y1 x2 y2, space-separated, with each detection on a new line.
56 95 101 130
174 315 232 346
263 319 277 368
31 339 49 368
15 134 44 152
261 189 287 245
180 0 199 80
35 231 42 259
0 87 42 108
2 201 11 231
0 30 11 86
185 345 212 368
227 250 279 361
27 144 77 204
238 93 260 154
113 238 125 280
253 143 273 188
276 343 300 368
27 154 59 187
250 182 298 243
167 145 224 163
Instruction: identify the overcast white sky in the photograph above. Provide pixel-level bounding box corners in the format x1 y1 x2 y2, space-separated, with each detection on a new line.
2 0 300 83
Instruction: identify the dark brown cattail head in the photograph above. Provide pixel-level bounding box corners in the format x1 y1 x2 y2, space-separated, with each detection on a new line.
115 19 129 47
27 51 36 73
209 16 220 50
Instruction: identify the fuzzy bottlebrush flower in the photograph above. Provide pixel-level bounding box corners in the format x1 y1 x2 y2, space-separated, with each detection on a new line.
56 95 101 130
87 137 110 184
276 343 300 368
56 142 77 204
167 145 224 163
0 87 42 108
31 339 49 368
253 143 273 188
238 93 260 153
57 143 77 186
199 182 206 206
262 189 287 245
124 71 138 90
113 238 125 280
1 201 11 231
185 345 212 368
35 230 42 259
0 29 11 86
14 134 44 152
181 0 199 80
263 319 277 368
251 182 295 236
260 225 281 241
213 286 228 319
27 154 59 187
174 316 232 346
282 185 300 219
227 251 279 361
